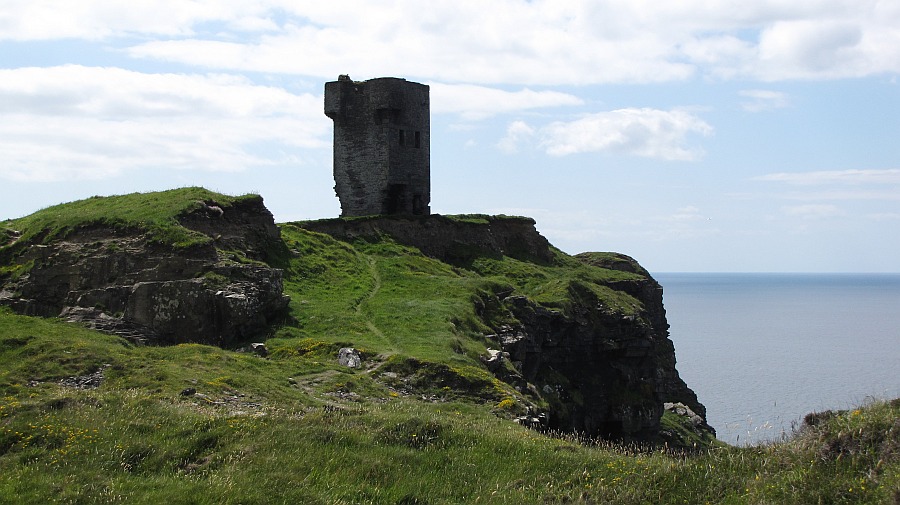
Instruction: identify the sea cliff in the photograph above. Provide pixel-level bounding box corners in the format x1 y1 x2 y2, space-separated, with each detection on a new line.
1 191 711 443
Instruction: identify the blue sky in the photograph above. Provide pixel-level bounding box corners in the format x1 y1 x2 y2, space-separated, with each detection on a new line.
1 1 898 272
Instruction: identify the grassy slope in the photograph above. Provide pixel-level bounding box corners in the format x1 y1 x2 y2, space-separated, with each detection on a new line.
2 187 256 249
0 189 898 504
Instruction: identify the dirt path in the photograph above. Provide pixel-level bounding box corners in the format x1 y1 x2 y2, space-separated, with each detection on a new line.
355 254 392 350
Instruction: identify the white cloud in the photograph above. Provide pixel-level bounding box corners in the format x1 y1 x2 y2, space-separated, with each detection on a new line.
5 1 888 84
755 170 900 206
118 3 696 85
756 169 900 185
0 1 264 40
495 108 712 160
537 108 713 160
0 65 328 182
496 121 535 154
636 206 720 241
680 35 757 79
782 204 844 219
665 206 708 223
756 20 864 79
680 3 900 80
430 84 583 121
739 89 789 112
781 190 900 202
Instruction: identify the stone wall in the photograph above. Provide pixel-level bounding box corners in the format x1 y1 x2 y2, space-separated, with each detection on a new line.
325 75 430 217
296 214 554 266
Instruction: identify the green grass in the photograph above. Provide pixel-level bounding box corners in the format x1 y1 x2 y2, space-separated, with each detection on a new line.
1 329 897 505
1 189 898 503
277 225 495 364
466 249 647 317
0 300 896 504
659 410 722 450
1 187 257 250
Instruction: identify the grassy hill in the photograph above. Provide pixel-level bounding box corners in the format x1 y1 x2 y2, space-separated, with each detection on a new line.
0 189 898 504
2 187 251 250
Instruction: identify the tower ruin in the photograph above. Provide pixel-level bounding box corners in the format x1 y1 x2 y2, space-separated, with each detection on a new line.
325 75 430 217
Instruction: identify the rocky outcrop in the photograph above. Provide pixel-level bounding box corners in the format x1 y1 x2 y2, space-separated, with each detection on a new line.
0 197 289 346
491 253 713 440
300 216 713 442
488 295 662 438
297 214 555 266
2 196 711 443
575 252 708 422
487 281 711 441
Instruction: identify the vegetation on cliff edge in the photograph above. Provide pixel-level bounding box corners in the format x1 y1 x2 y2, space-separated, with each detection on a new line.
2 187 257 249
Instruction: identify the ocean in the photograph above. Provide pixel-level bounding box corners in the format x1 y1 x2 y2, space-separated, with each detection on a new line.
654 273 900 446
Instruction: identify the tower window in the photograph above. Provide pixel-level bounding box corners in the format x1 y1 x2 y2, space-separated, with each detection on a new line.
414 131 421 148
399 129 405 146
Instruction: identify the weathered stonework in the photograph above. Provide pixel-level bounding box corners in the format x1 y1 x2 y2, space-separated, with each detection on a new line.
325 75 430 216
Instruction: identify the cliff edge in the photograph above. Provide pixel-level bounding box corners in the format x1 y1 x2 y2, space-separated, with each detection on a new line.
1 189 712 444
297 214 713 442
0 188 289 346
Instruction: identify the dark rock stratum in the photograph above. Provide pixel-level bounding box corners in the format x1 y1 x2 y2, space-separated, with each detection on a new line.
0 196 289 346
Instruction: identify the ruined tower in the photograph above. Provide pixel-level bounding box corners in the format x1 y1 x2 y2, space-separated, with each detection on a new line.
325 75 430 217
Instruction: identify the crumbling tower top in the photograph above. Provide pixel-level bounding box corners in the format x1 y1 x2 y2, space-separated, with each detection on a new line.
325 75 430 217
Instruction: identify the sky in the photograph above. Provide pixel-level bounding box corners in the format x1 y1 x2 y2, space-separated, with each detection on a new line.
1 1 899 273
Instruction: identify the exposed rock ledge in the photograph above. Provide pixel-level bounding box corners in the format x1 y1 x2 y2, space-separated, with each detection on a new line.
297 214 555 266
0 197 289 346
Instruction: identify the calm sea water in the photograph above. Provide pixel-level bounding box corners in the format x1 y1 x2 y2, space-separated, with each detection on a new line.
654 273 900 446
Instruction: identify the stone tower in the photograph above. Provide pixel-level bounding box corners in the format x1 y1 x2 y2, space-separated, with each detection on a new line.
325 75 430 217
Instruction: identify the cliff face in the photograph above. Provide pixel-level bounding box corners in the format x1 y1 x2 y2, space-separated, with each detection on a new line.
575 252 708 423
0 196 289 346
298 215 712 441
